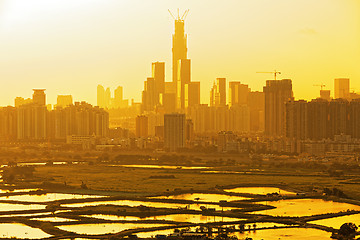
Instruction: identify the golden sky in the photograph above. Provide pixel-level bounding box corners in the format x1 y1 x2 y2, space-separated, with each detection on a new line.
0 0 359 106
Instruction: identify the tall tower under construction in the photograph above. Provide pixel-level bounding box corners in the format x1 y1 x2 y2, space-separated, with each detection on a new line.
171 10 188 84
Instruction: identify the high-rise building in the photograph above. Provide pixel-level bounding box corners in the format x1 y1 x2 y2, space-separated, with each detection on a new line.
187 104 212 133
136 115 148 138
307 99 330 140
334 78 350 99
172 16 187 84
328 98 348 137
320 90 331 101
185 81 200 109
14 97 32 107
97 85 105 108
348 99 360 139
229 82 239 106
177 59 191 110
0 107 17 141
160 93 176 114
185 119 194 142
67 102 109 137
210 78 226 107
57 95 73 108
285 100 308 140
105 88 111 108
17 103 47 140
164 113 185 151
228 105 250 133
114 86 124 108
142 77 156 112
32 89 46 106
248 91 265 132
51 102 110 140
285 98 360 141
210 82 217 107
264 79 293 137
146 111 164 136
229 82 250 106
216 78 226 106
152 62 165 103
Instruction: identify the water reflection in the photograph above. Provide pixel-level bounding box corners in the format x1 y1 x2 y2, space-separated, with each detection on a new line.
223 222 288 229
31 217 77 222
0 188 41 193
136 228 193 238
57 223 169 235
158 193 249 202
256 199 360 216
224 187 296 195
118 165 209 170
0 202 45 212
0 223 52 238
63 199 235 211
86 214 242 223
310 213 360 229
136 225 300 240
235 227 331 240
0 213 48 217
0 193 102 202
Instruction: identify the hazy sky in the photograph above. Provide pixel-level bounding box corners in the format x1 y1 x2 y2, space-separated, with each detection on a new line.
0 0 359 106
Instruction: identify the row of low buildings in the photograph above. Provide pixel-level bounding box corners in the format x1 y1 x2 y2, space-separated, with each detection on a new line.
216 132 360 155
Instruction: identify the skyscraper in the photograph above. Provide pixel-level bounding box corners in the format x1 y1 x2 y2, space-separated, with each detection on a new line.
185 81 200 109
164 113 185 151
97 85 105 108
177 59 191 110
57 95 73 108
328 98 348 137
334 78 350 99
305 99 329 140
320 90 331 101
247 91 265 132
217 78 226 106
172 15 187 84
14 97 32 107
0 107 17 141
105 88 111 108
264 79 293 137
152 62 165 104
160 93 176 113
32 89 46 106
136 115 148 138
142 77 156 112
229 82 250 106
210 78 226 106
17 103 47 140
286 100 308 140
114 86 123 108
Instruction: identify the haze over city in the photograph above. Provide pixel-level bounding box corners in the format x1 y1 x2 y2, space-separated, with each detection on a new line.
0 0 359 106
1 1 360 239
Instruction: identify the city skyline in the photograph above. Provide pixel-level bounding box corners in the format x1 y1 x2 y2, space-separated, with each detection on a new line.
0 0 359 106
2 1 360 238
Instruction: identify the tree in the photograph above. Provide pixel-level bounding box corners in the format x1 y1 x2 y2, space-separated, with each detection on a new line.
338 222 357 239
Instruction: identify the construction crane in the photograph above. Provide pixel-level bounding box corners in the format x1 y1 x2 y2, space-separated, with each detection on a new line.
256 70 281 80
168 9 189 21
313 84 326 90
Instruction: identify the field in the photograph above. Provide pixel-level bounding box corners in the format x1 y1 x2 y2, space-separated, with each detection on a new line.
14 151 360 201
1 150 360 239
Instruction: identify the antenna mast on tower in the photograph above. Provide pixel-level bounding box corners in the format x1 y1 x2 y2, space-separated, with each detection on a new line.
168 9 189 21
